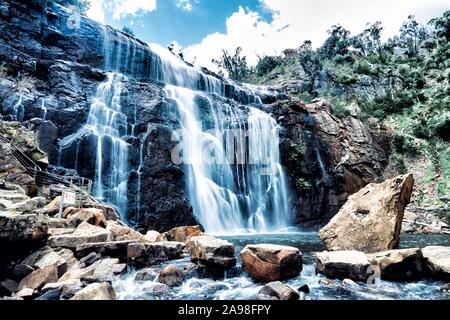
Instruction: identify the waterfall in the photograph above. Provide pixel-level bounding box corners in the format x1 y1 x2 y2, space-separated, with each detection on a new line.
86 72 130 220
57 27 290 231
41 98 47 120
166 83 290 233
12 96 24 121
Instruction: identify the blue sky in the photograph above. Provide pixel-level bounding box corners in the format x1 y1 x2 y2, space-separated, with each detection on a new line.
87 0 449 70
100 0 273 47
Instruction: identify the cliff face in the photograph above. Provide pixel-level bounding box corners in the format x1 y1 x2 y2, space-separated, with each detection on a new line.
0 0 197 231
0 0 392 231
273 99 392 228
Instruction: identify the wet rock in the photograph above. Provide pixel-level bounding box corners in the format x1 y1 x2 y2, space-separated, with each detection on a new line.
318 278 337 287
76 240 136 262
127 242 185 267
0 279 18 296
241 244 302 282
257 281 299 301
186 236 236 270
319 174 414 253
440 283 450 292
316 250 371 282
48 222 110 248
422 246 450 281
81 258 126 283
367 248 424 281
159 226 203 243
71 282 116 300
145 283 171 295
17 264 58 291
158 264 184 287
298 284 310 294
35 288 62 300
134 268 158 281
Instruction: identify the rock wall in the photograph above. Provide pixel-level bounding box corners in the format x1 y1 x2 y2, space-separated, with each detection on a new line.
272 99 392 228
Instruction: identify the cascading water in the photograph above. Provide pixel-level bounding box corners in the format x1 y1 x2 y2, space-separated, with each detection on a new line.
154 42 291 232
58 72 130 220
12 95 24 121
60 27 290 232
85 73 129 219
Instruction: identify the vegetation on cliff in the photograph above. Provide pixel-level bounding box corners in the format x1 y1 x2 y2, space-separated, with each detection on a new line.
214 11 450 218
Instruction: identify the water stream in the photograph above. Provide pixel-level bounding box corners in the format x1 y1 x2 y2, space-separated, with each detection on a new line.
113 233 450 300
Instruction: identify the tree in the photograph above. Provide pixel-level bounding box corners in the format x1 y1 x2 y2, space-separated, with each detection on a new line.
319 25 351 59
298 40 322 95
213 47 250 82
400 15 429 57
430 10 450 41
122 26 135 37
255 56 282 76
364 21 384 58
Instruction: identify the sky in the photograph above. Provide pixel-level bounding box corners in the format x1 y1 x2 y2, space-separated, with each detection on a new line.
86 0 449 71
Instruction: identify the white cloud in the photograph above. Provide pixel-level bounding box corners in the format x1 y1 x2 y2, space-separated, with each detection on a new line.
86 0 157 22
177 0 200 12
184 0 449 71
86 0 106 23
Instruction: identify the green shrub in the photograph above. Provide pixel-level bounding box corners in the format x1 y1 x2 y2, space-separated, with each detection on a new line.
331 102 351 119
256 56 283 76
295 178 312 192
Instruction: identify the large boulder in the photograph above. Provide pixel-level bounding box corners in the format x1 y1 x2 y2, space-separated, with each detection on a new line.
186 236 236 270
159 226 203 243
80 258 127 283
127 242 185 267
257 281 299 301
17 265 58 291
240 244 302 282
158 264 184 287
76 240 136 262
367 248 424 281
316 250 371 282
65 208 107 228
422 246 450 281
47 222 110 248
71 282 116 300
319 174 414 253
105 221 144 241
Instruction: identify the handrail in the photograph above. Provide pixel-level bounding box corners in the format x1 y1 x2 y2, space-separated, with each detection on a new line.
0 130 99 204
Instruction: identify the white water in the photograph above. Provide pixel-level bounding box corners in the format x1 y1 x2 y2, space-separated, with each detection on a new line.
59 73 130 220
12 96 24 121
41 98 47 120
85 73 130 220
165 84 290 233
60 28 291 231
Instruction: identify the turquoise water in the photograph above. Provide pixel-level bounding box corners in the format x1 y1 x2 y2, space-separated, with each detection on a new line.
113 233 450 300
